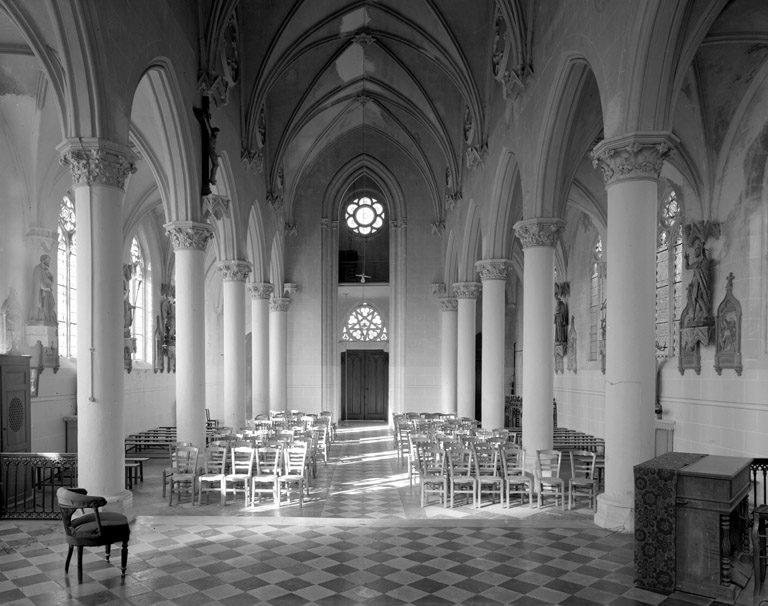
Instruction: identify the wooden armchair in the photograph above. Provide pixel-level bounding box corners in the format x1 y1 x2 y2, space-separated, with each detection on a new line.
56 487 130 583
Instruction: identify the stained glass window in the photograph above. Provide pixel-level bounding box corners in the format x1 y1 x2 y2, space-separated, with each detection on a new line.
342 303 388 342
655 189 683 358
589 237 605 361
344 196 385 236
57 196 77 357
129 236 152 361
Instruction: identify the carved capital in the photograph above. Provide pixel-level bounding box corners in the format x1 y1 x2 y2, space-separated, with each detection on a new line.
217 260 252 282
453 282 482 300
432 283 447 298
439 297 458 312
58 140 137 190
390 219 407 230
445 192 462 212
513 218 564 248
202 194 230 220
476 259 510 281
248 282 274 300
590 132 678 185
266 192 283 213
270 297 292 312
165 221 214 251
431 221 445 236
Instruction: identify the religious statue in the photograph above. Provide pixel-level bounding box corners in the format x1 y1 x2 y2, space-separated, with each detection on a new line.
29 254 57 325
683 237 713 327
554 296 568 344
2 287 21 353
123 263 135 337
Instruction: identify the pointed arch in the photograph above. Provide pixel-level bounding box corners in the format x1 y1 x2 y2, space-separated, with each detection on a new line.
246 204 269 283
485 149 522 259
458 200 482 282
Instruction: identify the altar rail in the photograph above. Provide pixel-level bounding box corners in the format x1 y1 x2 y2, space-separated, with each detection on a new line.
0 453 77 519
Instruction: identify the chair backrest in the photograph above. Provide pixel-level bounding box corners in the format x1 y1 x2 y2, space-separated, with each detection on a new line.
283 444 307 475
473 443 501 476
501 444 526 475
447 447 474 478
172 445 199 473
57 487 108 538
230 446 255 475
570 449 596 479
203 446 227 474
420 446 446 474
256 445 282 475
536 449 562 478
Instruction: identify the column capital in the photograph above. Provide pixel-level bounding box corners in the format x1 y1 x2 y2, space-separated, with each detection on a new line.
513 218 564 248
432 283 447 298
590 132 678 185
270 297 292 312
164 221 214 251
453 282 482 299
321 218 338 230
439 297 458 312
475 259 511 281
217 260 252 282
248 282 274 300
58 139 138 190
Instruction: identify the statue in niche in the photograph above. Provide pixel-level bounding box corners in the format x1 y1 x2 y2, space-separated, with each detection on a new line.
123 263 136 372
153 315 164 373
2 287 21 353
566 316 577 373
715 272 742 376
554 295 568 344
29 254 57 325
683 236 713 327
158 283 176 373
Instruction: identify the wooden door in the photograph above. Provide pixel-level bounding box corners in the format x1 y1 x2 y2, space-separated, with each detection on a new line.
0 355 31 453
341 350 388 421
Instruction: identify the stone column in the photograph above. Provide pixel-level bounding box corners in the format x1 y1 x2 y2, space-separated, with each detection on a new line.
248 282 273 418
591 132 677 531
513 219 564 454
269 296 291 412
218 261 251 430
165 222 213 451
476 260 510 429
58 140 136 515
433 284 458 414
454 282 481 420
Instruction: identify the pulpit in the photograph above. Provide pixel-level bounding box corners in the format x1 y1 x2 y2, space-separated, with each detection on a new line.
634 453 751 603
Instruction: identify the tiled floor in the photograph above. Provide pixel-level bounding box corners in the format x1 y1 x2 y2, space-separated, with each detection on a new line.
0 423 758 605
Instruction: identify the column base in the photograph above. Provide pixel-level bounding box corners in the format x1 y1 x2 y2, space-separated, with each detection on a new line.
594 493 634 533
101 489 135 523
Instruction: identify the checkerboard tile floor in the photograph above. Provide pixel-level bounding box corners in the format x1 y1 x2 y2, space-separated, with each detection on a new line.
0 423 756 605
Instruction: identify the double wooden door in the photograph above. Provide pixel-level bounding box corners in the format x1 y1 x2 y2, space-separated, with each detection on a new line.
341 350 388 421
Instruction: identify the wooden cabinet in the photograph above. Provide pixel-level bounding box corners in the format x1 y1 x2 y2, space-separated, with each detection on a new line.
0 354 31 453
675 455 752 602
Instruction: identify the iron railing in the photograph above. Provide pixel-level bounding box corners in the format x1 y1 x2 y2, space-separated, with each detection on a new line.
0 453 77 519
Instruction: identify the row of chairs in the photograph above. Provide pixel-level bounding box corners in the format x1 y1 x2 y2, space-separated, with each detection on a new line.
167 439 315 508
410 433 599 511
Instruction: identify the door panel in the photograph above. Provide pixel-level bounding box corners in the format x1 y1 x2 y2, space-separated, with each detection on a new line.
341 351 388 421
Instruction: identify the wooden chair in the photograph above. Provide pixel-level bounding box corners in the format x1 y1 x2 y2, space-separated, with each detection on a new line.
569 449 598 510
420 446 448 508
278 443 308 507
447 447 477 508
56 487 130 583
536 449 565 509
162 441 193 497
197 445 228 506
473 442 504 507
501 444 533 507
225 446 256 505
168 445 199 505
251 445 282 505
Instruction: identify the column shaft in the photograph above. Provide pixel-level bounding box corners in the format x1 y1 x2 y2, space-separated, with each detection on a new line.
521 246 555 451
269 298 290 411
166 223 212 451
477 261 509 429
249 283 273 418
219 262 251 430
440 298 458 414
455 283 481 420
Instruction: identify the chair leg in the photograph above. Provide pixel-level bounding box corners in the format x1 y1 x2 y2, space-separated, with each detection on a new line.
105 543 111 561
64 545 74 572
77 546 84 584
120 540 128 576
